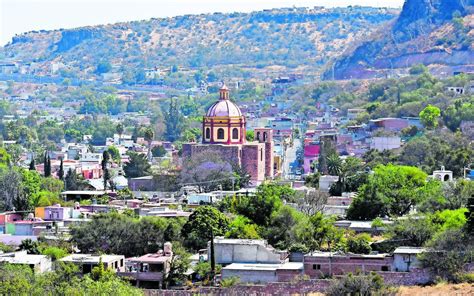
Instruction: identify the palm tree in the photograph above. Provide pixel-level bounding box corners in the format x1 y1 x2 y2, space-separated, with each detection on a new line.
116 123 124 145
326 154 342 176
144 127 154 161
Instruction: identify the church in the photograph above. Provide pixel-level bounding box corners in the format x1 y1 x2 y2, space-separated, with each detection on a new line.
182 84 274 184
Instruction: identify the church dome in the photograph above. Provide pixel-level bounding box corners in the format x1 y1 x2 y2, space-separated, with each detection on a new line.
205 84 243 117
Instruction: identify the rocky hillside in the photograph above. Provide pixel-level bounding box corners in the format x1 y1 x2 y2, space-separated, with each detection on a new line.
325 0 474 80
0 7 397 79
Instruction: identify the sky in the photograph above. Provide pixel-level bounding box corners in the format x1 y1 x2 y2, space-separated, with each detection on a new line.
1 0 405 46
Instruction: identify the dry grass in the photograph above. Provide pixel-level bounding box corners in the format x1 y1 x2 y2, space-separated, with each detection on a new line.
397 283 474 296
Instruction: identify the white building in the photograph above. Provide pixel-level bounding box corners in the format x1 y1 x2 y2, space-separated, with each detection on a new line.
393 247 425 272
60 254 125 273
370 136 401 151
210 237 286 265
0 251 52 273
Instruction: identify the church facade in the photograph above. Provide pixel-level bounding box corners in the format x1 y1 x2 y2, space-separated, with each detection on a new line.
182 84 274 184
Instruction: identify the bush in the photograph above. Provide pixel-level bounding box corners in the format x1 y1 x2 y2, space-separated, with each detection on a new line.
41 246 68 260
347 233 372 254
326 272 395 296
221 276 240 288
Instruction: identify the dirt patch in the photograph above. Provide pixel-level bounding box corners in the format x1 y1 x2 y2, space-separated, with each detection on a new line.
397 283 474 296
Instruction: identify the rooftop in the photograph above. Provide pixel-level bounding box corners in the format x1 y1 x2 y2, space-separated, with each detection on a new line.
223 262 303 271
60 254 124 264
393 247 426 255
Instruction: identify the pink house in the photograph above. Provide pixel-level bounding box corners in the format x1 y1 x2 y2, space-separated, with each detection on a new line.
303 144 320 174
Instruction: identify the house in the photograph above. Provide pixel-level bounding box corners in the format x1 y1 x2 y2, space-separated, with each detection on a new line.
210 237 286 265
139 207 191 218
60 254 125 274
431 166 453 182
446 86 465 95
61 190 107 201
369 118 409 132
0 251 52 273
393 247 425 272
319 175 339 192
370 136 401 151
118 242 173 288
221 262 303 283
303 143 320 174
304 252 393 278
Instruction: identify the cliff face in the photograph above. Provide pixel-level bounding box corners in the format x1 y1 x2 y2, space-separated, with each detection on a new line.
325 0 474 80
55 28 102 52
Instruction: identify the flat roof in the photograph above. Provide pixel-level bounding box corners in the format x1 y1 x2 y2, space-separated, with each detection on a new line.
61 191 106 195
60 254 124 264
131 253 172 264
223 262 303 271
0 252 48 264
393 247 426 254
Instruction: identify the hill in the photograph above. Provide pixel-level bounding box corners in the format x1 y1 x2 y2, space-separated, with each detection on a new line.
0 7 397 81
324 0 474 80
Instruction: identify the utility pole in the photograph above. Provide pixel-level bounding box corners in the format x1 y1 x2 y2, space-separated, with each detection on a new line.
210 228 216 286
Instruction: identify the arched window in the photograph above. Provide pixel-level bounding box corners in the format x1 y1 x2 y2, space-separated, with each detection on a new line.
232 128 239 140
256 132 260 141
205 128 211 139
263 132 267 142
217 128 225 140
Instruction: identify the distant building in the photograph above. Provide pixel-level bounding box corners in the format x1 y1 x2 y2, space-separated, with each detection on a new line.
183 85 274 184
60 254 125 274
0 251 52 273
370 136 401 151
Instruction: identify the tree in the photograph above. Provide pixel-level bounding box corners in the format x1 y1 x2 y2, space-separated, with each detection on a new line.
295 188 328 216
388 216 437 247
347 233 372 254
95 60 112 74
419 228 473 282
165 242 191 287
245 130 254 141
151 145 167 157
123 152 151 178
347 164 433 220
58 158 64 181
107 146 121 164
19 239 40 254
326 272 392 296
326 153 342 176
233 183 293 226
181 206 230 250
101 151 111 191
44 152 51 178
180 151 234 193
419 104 441 129
144 127 154 161
164 97 184 142
29 158 36 171
225 215 260 239
116 123 124 145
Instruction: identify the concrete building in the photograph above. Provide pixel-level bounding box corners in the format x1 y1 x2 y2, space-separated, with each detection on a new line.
118 242 173 288
319 175 339 192
393 247 425 272
370 136 401 151
222 262 303 283
431 166 453 182
0 251 52 273
210 237 286 265
60 254 125 274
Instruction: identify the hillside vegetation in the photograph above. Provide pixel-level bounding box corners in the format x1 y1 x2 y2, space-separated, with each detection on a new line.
0 7 397 79
325 0 474 80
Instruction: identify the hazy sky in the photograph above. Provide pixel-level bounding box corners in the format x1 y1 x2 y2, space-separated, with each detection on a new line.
1 0 404 46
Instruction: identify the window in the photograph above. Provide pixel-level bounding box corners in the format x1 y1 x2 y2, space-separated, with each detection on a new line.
232 128 239 140
120 259 124 267
256 132 260 141
263 132 267 142
381 266 389 271
217 128 225 139
260 148 263 161
205 128 211 139
313 264 321 270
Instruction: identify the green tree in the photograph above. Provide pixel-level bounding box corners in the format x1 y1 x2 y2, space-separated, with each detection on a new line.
182 206 230 250
164 97 184 142
419 104 441 129
165 242 191 287
245 130 255 141
144 127 154 161
326 272 392 296
151 145 167 157
29 158 36 171
123 152 151 178
326 153 342 176
116 123 124 144
347 165 433 220
58 158 64 180
19 239 40 254
419 228 473 282
225 215 260 239
347 233 372 254
44 152 51 178
101 151 111 191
